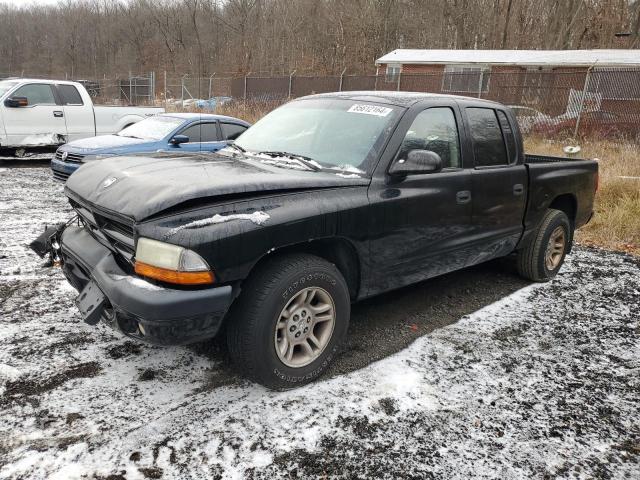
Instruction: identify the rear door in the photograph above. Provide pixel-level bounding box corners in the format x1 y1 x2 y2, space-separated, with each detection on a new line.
366 104 474 295
464 107 527 266
57 84 95 142
2 83 67 147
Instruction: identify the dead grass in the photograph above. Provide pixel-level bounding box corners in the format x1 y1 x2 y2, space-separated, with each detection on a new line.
168 98 283 124
525 137 640 256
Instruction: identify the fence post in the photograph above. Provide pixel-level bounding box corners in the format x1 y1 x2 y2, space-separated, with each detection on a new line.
477 70 484 99
574 64 595 139
181 74 187 108
339 67 347 91
128 71 133 105
288 70 297 98
163 70 167 108
244 72 251 100
208 73 215 99
396 71 401 92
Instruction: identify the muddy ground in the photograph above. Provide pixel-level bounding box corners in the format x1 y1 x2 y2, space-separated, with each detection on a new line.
1 167 638 479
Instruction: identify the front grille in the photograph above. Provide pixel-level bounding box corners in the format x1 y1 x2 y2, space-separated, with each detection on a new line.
70 199 135 262
55 150 85 163
52 169 70 182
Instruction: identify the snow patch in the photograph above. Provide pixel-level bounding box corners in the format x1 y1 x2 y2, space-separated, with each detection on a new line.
164 211 270 238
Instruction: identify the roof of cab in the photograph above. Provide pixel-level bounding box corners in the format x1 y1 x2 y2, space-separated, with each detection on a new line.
297 90 502 108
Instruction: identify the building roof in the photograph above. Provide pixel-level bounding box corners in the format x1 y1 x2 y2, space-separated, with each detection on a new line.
376 49 640 67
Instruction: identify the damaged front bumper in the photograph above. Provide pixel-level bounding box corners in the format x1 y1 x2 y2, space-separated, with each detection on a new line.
58 225 235 345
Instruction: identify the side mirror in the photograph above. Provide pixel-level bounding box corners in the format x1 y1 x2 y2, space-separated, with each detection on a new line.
4 96 28 108
389 149 443 176
170 134 189 145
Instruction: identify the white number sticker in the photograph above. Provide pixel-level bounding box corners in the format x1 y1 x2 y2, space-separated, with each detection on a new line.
347 104 393 117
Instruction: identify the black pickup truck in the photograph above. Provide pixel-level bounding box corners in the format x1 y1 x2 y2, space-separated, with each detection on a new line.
48 92 598 388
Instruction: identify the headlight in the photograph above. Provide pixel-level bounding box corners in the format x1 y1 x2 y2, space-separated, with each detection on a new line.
134 238 214 285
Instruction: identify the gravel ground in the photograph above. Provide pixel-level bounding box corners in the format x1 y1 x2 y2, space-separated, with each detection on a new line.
1 167 639 480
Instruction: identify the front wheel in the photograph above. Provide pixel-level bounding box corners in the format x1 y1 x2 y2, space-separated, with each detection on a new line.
517 208 571 282
226 253 350 389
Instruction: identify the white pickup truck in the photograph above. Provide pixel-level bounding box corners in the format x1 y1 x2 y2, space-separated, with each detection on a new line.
0 78 164 155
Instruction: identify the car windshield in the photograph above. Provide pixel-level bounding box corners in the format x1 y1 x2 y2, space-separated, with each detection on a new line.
233 98 402 174
0 80 19 98
117 116 184 141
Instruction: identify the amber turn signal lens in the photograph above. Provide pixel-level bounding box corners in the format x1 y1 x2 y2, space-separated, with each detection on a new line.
134 261 215 285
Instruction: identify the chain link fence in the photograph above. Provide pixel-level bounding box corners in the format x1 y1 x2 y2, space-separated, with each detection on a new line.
160 68 640 142
2 68 639 142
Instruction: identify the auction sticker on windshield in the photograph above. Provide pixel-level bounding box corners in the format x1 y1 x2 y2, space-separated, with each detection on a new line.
347 104 393 117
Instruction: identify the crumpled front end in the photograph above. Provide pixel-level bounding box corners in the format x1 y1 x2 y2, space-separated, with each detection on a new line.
51 193 236 346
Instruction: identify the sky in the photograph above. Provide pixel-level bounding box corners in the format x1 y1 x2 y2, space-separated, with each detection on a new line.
0 0 64 5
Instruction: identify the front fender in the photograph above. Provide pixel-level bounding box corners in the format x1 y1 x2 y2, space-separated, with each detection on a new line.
135 187 371 285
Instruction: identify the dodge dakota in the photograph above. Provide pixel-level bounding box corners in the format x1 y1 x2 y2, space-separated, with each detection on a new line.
0 78 163 156
43 92 598 388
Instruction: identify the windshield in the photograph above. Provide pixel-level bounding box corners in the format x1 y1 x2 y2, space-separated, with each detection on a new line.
117 116 184 140
0 80 19 98
234 98 402 174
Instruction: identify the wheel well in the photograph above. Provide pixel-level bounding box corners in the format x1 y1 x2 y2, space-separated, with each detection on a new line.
549 194 577 226
549 194 577 252
247 239 361 300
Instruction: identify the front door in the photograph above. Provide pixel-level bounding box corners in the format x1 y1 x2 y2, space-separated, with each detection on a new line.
170 122 226 152
2 83 67 147
366 105 474 296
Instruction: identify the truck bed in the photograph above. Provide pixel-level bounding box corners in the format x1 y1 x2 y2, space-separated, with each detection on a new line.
522 153 598 237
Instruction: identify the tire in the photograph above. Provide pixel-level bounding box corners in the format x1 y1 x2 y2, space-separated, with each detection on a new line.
517 208 571 282
226 253 350 389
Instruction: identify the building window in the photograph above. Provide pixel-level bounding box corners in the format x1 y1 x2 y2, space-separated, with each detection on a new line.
385 64 401 83
442 65 490 93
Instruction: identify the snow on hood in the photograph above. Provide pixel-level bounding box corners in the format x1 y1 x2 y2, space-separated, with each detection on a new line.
64 153 369 221
63 135 148 153
163 211 270 239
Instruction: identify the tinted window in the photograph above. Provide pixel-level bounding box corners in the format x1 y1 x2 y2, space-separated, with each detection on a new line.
58 85 83 105
397 107 461 168
221 123 247 140
467 108 508 167
12 84 56 105
180 123 219 143
497 110 517 164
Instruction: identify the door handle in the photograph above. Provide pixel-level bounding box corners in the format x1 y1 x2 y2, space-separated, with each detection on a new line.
456 190 471 204
513 184 524 196
53 111 64 118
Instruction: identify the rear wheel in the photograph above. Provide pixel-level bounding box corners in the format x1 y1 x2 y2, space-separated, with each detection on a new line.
517 208 571 282
226 253 350 389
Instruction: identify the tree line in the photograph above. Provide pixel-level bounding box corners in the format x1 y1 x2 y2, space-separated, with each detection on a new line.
0 0 638 80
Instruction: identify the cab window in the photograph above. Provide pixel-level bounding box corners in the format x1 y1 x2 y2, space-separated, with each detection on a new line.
497 110 517 164
12 84 56 106
467 108 508 167
58 85 84 105
221 122 247 141
179 123 219 143
396 107 461 168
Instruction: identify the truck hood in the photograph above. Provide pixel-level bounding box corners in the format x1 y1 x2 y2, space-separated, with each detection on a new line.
64 134 150 154
65 153 370 221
